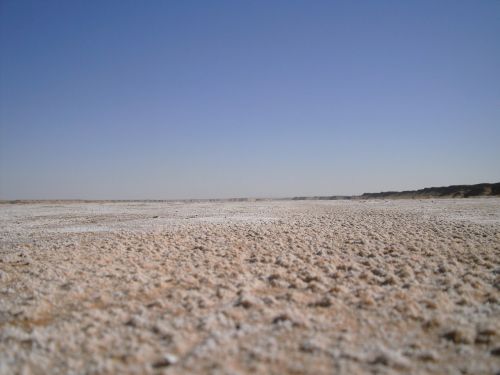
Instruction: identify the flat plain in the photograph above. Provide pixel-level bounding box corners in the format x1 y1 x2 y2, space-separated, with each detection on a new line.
1 199 499 374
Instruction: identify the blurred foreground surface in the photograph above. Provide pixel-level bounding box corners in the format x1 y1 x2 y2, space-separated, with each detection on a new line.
1 199 499 374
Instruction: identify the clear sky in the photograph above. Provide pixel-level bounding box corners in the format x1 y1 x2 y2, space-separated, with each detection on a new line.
1 1 499 199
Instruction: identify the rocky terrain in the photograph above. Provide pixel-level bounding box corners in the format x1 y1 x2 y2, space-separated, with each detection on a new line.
1 199 499 374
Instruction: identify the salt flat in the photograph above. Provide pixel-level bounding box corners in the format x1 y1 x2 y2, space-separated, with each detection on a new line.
1 199 499 374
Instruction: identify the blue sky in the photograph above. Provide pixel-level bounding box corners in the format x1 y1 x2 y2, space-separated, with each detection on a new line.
1 1 499 199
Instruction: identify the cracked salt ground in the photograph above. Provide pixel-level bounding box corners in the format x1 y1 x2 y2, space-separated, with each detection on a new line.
0 198 499 374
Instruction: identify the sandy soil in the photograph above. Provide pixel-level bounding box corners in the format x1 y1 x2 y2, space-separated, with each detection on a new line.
1 199 499 375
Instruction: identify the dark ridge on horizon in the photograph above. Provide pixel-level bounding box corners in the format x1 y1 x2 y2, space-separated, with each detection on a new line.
359 182 500 199
285 182 500 200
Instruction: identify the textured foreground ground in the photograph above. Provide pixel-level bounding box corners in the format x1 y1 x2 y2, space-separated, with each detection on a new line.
1 199 499 375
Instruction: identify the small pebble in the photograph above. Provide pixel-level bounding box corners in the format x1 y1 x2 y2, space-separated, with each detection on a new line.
152 353 178 368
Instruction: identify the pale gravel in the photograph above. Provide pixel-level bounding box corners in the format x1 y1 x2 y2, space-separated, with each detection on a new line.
0 199 499 375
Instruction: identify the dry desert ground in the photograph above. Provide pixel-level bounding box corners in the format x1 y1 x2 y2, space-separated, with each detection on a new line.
1 199 499 375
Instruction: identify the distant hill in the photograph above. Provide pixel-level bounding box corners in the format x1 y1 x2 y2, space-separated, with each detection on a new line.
360 182 500 199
